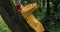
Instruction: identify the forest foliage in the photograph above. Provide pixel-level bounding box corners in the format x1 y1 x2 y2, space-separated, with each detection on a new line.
0 0 60 32
13 0 60 32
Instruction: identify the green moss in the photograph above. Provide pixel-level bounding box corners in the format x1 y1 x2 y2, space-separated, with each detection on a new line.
0 15 11 32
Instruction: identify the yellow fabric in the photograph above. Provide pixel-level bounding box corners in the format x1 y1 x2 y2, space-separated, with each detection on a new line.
19 3 45 32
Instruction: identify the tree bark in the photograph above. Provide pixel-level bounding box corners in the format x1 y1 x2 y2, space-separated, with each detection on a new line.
0 3 22 32
0 0 35 32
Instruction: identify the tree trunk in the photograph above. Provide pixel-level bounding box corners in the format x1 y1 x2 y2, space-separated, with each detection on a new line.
0 3 22 32
0 0 35 32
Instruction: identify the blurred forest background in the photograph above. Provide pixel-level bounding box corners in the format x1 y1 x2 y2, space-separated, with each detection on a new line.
0 0 60 32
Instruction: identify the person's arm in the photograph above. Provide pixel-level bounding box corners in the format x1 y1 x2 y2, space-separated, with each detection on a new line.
20 3 37 17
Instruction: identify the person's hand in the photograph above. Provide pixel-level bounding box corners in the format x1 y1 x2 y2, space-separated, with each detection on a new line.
16 4 23 11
